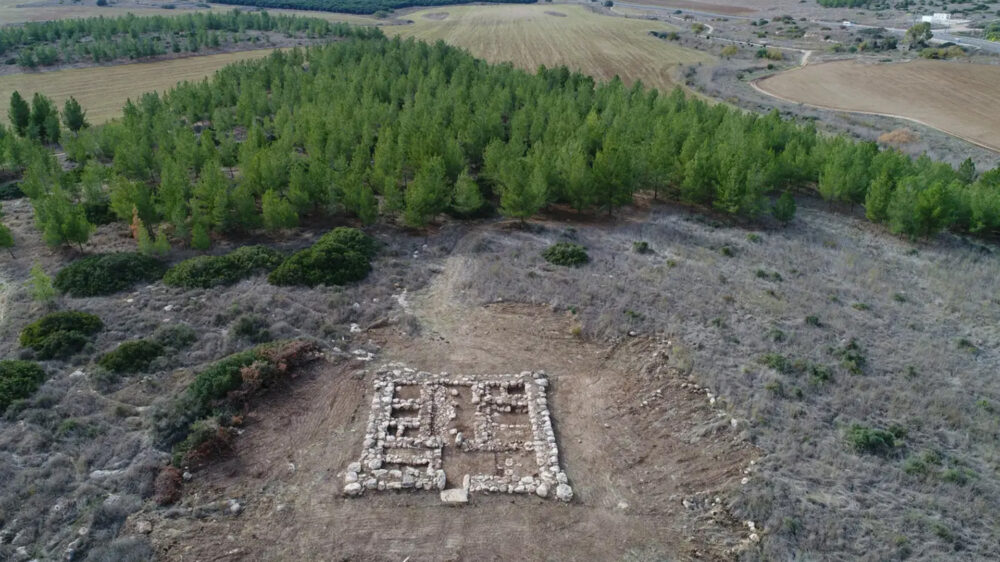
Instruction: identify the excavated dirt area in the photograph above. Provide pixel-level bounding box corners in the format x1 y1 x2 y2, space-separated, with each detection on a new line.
132 255 759 561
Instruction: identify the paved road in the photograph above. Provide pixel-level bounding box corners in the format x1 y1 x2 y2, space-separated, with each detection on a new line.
813 19 1000 54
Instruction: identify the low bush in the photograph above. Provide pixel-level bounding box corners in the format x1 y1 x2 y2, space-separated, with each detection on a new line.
155 340 318 448
171 417 233 467
20 310 103 359
163 245 284 289
97 340 165 373
847 424 901 456
153 323 197 349
268 228 376 287
759 352 793 374
0 360 46 410
153 466 183 506
232 314 272 343
54 252 165 297
34 330 91 360
0 181 24 200
542 242 589 267
632 241 651 254
832 338 866 374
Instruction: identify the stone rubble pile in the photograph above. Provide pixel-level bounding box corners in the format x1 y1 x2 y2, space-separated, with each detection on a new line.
343 366 572 502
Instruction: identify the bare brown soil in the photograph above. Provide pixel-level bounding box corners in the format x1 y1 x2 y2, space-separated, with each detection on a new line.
131 253 758 561
422 11 449 20
754 59 1000 153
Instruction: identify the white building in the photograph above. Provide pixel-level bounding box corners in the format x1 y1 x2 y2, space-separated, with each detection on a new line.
920 13 951 23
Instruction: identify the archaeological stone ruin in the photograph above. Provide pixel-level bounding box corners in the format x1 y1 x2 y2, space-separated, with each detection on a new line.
343 366 573 503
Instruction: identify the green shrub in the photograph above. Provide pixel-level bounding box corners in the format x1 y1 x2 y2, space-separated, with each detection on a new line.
846 424 899 456
0 181 24 200
542 242 589 267
632 241 651 254
268 228 376 287
186 349 259 411
941 467 975 486
156 340 317 447
20 311 103 359
163 245 284 289
805 363 833 383
832 338 866 374
97 339 165 373
153 323 197 349
54 252 165 297
232 314 272 343
34 330 91 360
0 360 46 410
755 269 782 281
805 315 821 327
171 418 224 466
759 353 793 374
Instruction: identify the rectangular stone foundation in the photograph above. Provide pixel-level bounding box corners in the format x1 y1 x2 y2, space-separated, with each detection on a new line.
343 366 572 502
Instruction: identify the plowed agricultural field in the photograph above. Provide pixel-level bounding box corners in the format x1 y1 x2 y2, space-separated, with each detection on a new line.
755 59 1000 152
387 4 713 91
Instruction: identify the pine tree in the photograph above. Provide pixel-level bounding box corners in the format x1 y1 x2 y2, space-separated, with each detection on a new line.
499 163 547 222
865 171 895 223
191 221 211 250
62 96 88 133
262 189 299 231
8 92 29 136
451 168 484 216
957 158 976 185
404 156 449 227
28 263 56 304
29 93 59 144
772 191 796 225
356 184 378 225
136 217 155 254
153 225 170 255
0 222 13 257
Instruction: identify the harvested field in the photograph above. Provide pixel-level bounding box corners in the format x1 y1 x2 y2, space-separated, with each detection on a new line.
0 0 383 25
387 4 713 91
755 59 1000 153
0 49 279 124
0 0 221 25
621 0 756 15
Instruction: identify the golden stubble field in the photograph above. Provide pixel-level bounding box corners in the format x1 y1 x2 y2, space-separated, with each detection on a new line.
755 58 1000 152
386 4 713 91
0 0 382 25
0 49 279 124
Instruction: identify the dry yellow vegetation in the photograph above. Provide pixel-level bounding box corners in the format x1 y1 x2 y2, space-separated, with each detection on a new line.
755 59 1000 152
386 4 712 91
0 0 381 25
0 49 279 124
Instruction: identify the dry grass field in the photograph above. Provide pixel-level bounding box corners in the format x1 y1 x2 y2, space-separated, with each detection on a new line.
0 0 382 25
0 49 282 124
0 0 216 25
755 59 1000 153
386 4 713 91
